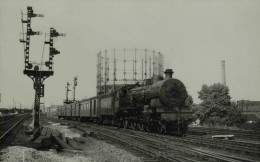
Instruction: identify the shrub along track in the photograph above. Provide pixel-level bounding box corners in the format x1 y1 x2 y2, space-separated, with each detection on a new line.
48 117 257 162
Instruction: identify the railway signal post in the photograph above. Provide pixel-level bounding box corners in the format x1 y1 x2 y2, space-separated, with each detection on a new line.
64 82 73 104
20 6 65 130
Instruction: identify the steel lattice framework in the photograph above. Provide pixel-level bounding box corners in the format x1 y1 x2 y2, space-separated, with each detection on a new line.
96 48 164 95
19 6 65 129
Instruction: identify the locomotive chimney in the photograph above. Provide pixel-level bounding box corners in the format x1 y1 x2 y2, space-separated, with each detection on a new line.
164 69 174 79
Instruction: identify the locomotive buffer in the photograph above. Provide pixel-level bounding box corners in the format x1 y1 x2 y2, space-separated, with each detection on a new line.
20 6 65 129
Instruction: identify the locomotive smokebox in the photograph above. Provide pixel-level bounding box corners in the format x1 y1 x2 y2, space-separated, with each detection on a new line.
164 69 174 79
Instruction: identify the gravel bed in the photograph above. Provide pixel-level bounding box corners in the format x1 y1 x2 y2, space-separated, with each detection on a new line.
0 120 143 162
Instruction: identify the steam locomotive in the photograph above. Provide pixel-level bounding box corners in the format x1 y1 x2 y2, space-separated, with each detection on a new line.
57 69 192 135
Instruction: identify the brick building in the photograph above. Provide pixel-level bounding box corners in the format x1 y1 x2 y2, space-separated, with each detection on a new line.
237 100 260 120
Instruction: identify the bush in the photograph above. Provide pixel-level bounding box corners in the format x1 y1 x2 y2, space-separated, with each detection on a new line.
196 83 246 127
239 119 260 130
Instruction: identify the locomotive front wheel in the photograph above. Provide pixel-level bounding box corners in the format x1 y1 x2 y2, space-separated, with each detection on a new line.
145 125 151 132
179 123 188 136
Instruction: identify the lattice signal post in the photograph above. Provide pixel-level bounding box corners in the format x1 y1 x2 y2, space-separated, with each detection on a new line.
63 76 77 104
64 82 73 104
20 6 65 129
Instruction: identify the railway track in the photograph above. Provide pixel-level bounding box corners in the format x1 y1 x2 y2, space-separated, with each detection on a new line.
147 132 260 158
0 114 20 124
0 114 28 142
82 122 260 158
77 123 256 162
121 126 260 157
188 127 260 141
50 117 257 162
185 134 260 155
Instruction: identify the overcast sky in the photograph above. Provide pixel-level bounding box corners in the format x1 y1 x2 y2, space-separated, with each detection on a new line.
0 0 259 108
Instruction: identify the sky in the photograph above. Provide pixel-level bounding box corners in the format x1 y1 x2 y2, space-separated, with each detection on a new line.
0 0 260 108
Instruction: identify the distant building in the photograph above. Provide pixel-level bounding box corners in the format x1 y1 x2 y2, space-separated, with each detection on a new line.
40 105 46 114
44 105 59 117
237 100 260 120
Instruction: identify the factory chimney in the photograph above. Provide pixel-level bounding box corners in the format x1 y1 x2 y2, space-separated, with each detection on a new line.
221 60 226 86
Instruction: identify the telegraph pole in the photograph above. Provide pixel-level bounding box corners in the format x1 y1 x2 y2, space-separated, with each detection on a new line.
20 6 65 129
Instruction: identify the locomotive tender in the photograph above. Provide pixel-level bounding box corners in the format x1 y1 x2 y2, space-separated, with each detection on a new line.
57 69 192 135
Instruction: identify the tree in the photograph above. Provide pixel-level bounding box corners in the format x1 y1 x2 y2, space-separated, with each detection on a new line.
198 83 231 121
196 83 246 126
185 94 198 112
185 94 193 109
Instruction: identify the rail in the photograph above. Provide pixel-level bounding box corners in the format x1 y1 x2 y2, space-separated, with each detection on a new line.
0 114 27 140
46 117 259 162
76 122 256 162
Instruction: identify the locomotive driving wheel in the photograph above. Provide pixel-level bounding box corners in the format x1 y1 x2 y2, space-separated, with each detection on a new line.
111 119 116 126
133 121 138 130
123 120 129 129
129 121 134 129
178 123 188 136
158 121 167 134
145 124 151 132
137 123 145 131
